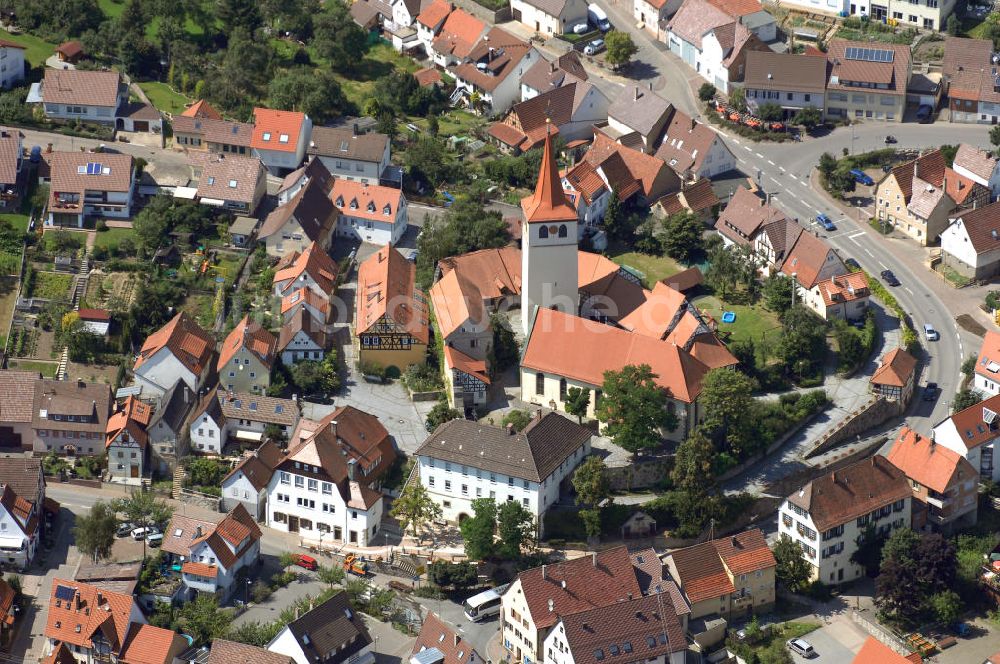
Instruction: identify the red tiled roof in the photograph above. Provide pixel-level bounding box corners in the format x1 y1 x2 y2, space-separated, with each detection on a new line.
780 232 841 289
977 330 1000 381
706 0 762 16
414 67 443 87
119 623 187 664
887 426 975 495
852 637 920 664
181 99 222 120
870 347 916 388
252 108 306 153
938 391 1000 450
431 8 485 59
817 271 869 307
105 395 153 449
0 579 14 625
668 529 774 603
218 316 277 370
417 0 452 28
516 547 642 630
444 345 490 384
77 308 110 321
134 311 214 378
45 580 135 650
182 561 219 578
356 244 429 344
412 613 479 664
273 241 338 296
521 130 577 223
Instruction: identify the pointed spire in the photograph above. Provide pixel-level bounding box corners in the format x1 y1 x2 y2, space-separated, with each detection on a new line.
521 123 577 223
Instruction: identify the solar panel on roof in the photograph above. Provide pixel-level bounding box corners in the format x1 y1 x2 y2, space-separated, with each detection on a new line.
55 584 75 601
845 46 893 63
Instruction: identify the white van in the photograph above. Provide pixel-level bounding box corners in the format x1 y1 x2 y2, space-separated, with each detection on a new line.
463 584 509 622
587 3 611 31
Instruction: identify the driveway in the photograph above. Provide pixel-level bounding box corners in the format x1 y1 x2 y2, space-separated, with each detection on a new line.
788 619 868 664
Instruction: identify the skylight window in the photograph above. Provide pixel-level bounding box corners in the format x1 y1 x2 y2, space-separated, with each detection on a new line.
228 179 237 188
279 134 289 143
207 177 215 185
262 132 272 141
594 651 604 661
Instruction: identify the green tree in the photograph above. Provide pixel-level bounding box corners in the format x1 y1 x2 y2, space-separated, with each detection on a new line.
729 87 747 112
502 409 533 432
929 590 962 624
312 0 369 70
415 198 510 286
661 211 705 263
671 428 715 494
318 564 345 587
289 354 340 394
699 368 756 436
429 560 478 589
580 508 602 540
177 595 233 646
405 135 454 186
488 314 520 376
278 551 298 573
227 620 283 648
772 534 811 592
572 456 609 507
698 83 717 102
460 497 497 560
564 386 591 423
188 458 224 488
604 30 638 69
425 401 461 432
850 524 885 577
596 365 671 456
390 482 442 540
818 152 838 178
953 389 982 411
268 68 351 124
946 13 960 36
762 274 795 311
776 306 828 380
497 500 534 559
834 323 865 371
757 103 783 122
603 189 625 241
990 125 1000 156
794 106 823 130
73 500 117 562
706 242 741 300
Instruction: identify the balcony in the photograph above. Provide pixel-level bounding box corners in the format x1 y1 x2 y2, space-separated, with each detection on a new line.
732 592 753 609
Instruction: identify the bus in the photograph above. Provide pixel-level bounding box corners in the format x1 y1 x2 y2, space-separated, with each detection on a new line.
463 584 508 622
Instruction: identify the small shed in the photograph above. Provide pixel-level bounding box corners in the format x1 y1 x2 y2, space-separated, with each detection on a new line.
77 308 110 336
621 511 657 538
229 216 258 248
55 41 84 64
661 266 703 294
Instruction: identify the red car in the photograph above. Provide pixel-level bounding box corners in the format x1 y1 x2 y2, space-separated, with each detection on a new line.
293 554 317 571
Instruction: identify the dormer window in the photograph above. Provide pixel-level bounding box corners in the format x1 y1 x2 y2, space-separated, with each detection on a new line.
335 195 344 207
382 204 391 215
350 199 358 210
367 201 375 212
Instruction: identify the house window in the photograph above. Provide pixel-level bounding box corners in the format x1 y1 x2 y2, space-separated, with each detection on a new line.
536 372 545 395
280 472 290 484
308 479 318 492
559 378 567 399
558 224 567 238
322 482 332 494
294 476 304 488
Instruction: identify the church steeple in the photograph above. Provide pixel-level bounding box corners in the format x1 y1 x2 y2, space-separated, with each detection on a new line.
521 124 577 223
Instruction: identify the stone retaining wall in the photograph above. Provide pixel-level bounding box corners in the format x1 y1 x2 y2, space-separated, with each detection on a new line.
806 396 896 458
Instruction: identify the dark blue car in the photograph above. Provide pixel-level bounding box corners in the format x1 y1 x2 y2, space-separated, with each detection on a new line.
849 168 874 186
816 213 836 231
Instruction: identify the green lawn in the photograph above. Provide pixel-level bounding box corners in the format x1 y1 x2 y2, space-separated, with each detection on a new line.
7 359 57 378
0 211 30 233
962 14 997 39
97 0 125 19
691 293 782 346
0 28 56 69
608 249 685 289
138 82 191 115
93 227 133 251
406 109 484 138
30 272 73 301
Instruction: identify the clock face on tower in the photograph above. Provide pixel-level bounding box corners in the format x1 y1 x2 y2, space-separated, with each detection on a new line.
548 225 558 234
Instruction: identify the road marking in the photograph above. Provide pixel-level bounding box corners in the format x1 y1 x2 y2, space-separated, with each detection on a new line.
848 235 862 245
864 248 874 256
848 231 865 239
879 261 889 270
767 159 775 166
755 152 764 158
732 138 741 145
959 341 964 355
744 145 753 151
789 174 798 180
957 333 962 343
904 287 914 295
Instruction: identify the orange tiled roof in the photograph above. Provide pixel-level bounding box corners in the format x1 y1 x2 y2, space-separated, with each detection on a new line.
417 0 452 28
330 179 405 225
669 529 774 603
119 623 186 664
182 561 219 578
105 395 153 449
444 345 490 384
356 244 429 344
852 637 920 664
134 311 214 378
522 130 577 223
218 316 277 370
181 100 222 120
273 241 338 296
870 347 916 388
252 108 306 153
45 580 135 650
431 8 485 59
281 287 330 318
780 232 840 289
887 426 976 495
817 271 869 307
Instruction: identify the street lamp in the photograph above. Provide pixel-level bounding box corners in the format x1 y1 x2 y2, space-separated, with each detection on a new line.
790 272 797 308
245 578 252 606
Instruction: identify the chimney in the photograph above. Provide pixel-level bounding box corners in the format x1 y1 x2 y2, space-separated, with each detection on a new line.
914 159 920 180
348 458 357 481
194 525 202 538
96 592 103 605
592 552 597 567
634 87 639 102
560 579 567 589
542 564 547 580
74 591 81 611
454 635 460 647
550 62 556 73
331 420 338 438
506 423 515 436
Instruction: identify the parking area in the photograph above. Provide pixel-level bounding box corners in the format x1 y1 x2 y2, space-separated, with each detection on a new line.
788 619 867 663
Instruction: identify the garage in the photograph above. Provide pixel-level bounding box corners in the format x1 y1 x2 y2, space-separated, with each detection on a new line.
132 120 149 132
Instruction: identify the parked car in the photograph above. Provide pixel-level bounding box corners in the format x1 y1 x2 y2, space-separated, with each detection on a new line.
884 135 897 144
816 213 836 231
916 104 934 123
584 38 605 55
849 168 874 186
294 553 318 571
147 533 163 547
880 269 900 286
131 526 159 541
787 639 816 658
588 3 611 31
572 22 589 34
924 382 940 401
924 323 939 341
845 258 861 271
116 522 134 538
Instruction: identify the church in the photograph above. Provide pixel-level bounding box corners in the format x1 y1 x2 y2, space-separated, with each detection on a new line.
428 129 736 438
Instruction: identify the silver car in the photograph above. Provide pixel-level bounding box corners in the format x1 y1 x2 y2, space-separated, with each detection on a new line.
584 38 605 55
787 639 816 658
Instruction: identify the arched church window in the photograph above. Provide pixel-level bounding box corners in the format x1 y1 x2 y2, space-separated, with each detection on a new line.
539 226 549 239
558 225 567 238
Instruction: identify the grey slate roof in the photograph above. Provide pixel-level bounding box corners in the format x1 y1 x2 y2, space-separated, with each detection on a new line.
284 591 372 664
609 86 673 139
415 412 592 482
148 381 195 438
0 458 43 504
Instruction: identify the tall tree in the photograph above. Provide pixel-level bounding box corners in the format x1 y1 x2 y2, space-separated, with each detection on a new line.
390 483 442 540
661 211 705 263
572 456 609 507
699 369 757 436
776 305 828 380
73 500 117 562
762 274 795 311
313 1 368 71
116 491 173 558
564 387 591 423
772 535 811 592
177 595 233 646
497 500 534 559
216 0 263 35
460 498 497 560
604 30 638 69
706 244 741 300
268 68 351 124
596 364 670 456
671 428 715 494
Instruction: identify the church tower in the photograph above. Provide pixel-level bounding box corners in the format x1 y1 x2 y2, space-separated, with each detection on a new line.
520 125 579 335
